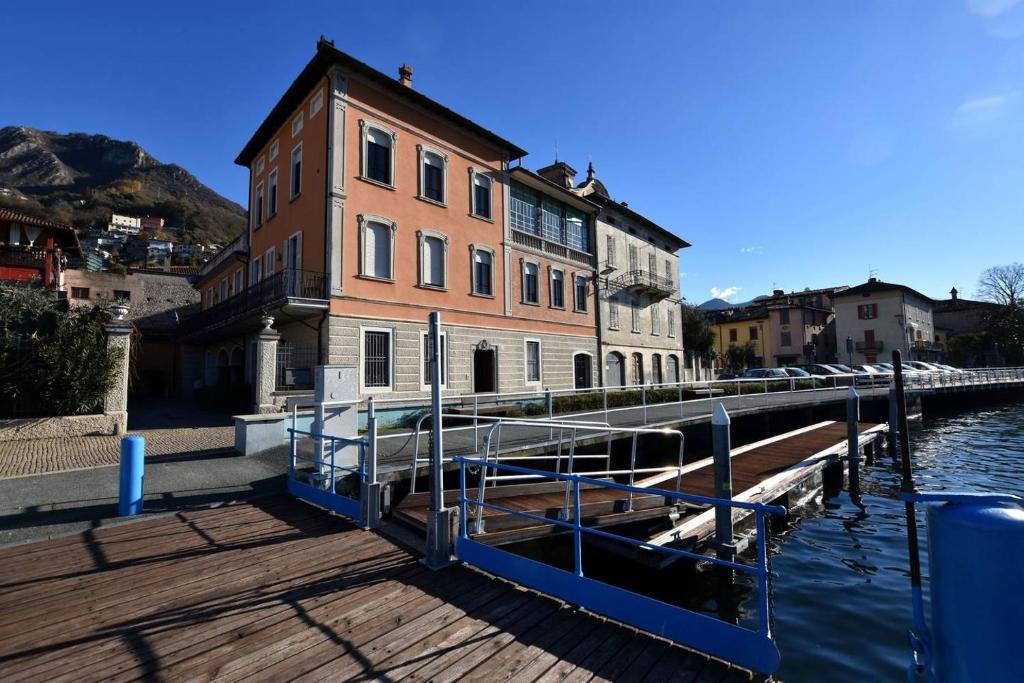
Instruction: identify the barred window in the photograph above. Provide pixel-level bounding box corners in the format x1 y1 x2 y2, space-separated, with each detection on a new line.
363 330 391 388
422 331 447 387
525 340 541 383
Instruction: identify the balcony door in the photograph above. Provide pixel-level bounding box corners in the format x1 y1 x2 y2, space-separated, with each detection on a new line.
284 232 302 296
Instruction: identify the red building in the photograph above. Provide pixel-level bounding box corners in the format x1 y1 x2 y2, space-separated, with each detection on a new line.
0 208 82 290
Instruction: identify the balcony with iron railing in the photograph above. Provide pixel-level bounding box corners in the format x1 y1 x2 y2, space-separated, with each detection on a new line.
608 269 675 300
509 229 594 268
178 268 328 339
0 245 47 269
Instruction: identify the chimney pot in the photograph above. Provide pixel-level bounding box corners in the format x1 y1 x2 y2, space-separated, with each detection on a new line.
399 63 413 87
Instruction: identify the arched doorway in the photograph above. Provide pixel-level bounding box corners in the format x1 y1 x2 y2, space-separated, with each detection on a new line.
631 352 644 386
573 353 593 389
473 341 496 393
605 352 625 387
651 353 663 385
667 354 680 383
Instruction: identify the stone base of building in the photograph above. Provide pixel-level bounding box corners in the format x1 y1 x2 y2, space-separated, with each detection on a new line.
601 344 685 387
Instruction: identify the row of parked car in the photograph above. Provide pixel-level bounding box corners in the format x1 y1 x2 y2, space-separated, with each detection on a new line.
718 361 964 387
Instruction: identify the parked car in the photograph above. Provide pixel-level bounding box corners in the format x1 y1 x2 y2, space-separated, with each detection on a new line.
716 371 740 380
904 361 944 373
739 368 790 379
795 364 855 386
780 367 812 377
848 363 891 386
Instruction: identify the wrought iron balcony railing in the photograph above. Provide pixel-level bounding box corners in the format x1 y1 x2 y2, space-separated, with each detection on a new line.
609 269 675 300
178 268 328 337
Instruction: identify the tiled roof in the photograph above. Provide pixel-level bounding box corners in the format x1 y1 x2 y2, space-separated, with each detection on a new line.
0 207 82 256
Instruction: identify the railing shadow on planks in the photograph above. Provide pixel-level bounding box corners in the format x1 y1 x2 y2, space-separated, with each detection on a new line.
453 454 788 676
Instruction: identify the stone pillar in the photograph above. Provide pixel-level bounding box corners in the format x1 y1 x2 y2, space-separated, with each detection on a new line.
253 316 280 414
104 305 132 435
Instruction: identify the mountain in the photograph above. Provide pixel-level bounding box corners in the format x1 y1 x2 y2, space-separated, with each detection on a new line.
0 126 246 245
698 298 733 310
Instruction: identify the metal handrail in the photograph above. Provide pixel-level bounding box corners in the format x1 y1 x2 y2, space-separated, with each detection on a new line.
287 427 367 495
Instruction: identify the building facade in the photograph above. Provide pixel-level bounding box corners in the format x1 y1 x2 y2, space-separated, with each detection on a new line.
0 207 81 290
833 278 936 364
182 40 602 408
571 163 689 386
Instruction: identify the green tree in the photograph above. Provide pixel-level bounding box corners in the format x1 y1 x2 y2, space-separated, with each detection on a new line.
680 304 716 364
724 341 758 371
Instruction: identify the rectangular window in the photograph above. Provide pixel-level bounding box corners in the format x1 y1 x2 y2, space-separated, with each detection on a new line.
219 279 229 302
629 244 639 271
309 90 323 117
264 247 276 277
607 235 617 268
523 262 539 304
729 328 738 342
422 235 446 288
268 170 278 216
781 331 792 347
648 252 656 276
422 152 444 203
291 113 303 137
421 331 447 388
269 139 279 160
525 340 541 383
367 128 392 184
858 303 878 320
652 303 660 335
473 248 493 296
542 201 563 243
664 260 673 287
780 309 791 325
510 183 539 234
363 220 393 280
254 182 264 226
472 173 491 219
749 326 758 340
71 287 90 299
551 269 565 308
566 208 587 252
205 289 213 308
609 301 620 329
233 269 244 295
631 299 641 333
255 156 265 175
574 275 588 312
667 307 675 337
249 258 262 285
363 330 391 389
113 289 130 301
290 144 302 199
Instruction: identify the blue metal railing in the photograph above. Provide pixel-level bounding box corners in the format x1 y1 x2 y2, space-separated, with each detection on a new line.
287 427 368 525
453 455 788 675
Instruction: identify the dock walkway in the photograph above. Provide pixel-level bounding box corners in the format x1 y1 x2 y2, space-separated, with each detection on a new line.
0 497 760 682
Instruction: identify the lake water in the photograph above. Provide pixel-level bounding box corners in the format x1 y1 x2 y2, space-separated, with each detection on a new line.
766 399 1024 682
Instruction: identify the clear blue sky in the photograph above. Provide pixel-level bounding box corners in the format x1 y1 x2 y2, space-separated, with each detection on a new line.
4 1 1023 303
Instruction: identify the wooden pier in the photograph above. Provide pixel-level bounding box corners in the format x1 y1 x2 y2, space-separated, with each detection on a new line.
0 497 761 682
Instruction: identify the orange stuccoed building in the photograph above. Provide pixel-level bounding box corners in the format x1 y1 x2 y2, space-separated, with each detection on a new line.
183 39 601 408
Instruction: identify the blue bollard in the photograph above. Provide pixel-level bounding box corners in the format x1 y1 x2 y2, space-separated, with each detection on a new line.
118 436 145 516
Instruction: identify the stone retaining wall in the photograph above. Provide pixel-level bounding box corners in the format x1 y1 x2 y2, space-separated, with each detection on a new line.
0 414 120 441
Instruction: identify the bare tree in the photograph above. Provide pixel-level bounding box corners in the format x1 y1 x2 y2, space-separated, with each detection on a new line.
977 263 1024 308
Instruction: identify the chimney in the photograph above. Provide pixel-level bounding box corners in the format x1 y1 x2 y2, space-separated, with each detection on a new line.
950 286 958 301
868 277 878 283
399 64 413 88
536 161 577 189
773 289 784 296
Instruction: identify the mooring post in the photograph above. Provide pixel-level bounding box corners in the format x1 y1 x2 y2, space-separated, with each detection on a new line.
118 435 145 516
847 385 861 495
363 396 381 529
712 403 735 561
425 311 452 569
887 380 899 460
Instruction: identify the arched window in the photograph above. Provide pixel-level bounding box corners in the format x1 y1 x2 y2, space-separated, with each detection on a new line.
651 353 663 385
417 230 448 289
418 146 447 204
631 352 644 386
573 353 593 389
667 354 680 383
359 215 396 281
605 352 625 387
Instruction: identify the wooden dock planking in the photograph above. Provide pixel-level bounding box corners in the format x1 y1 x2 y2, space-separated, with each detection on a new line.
0 497 762 682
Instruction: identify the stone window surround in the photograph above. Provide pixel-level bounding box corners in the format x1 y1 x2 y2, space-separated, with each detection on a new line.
359 325 395 393
416 144 449 206
573 273 589 314
416 229 449 291
520 257 541 306
468 168 493 222
470 244 495 298
254 181 265 228
548 266 566 310
290 142 303 200
573 351 594 389
357 214 397 283
523 337 542 386
359 119 398 190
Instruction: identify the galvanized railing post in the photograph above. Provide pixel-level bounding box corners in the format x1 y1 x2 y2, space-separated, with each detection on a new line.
364 397 380 529
641 384 648 424
562 427 578 520
712 403 734 561
756 508 772 638
627 432 638 511
675 434 685 492
459 459 468 540
678 381 685 418
473 395 479 453
847 386 861 495
546 388 554 438
329 437 337 494
288 428 296 480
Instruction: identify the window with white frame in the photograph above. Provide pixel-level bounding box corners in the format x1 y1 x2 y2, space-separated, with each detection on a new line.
421 331 447 389
359 215 396 281
269 139 279 161
290 144 302 199
648 252 656 276
651 302 660 335
254 181 264 227
309 90 323 117
522 261 539 304
472 246 494 296
574 275 588 312
524 339 541 384
566 208 588 252
609 301 620 329
219 278 229 302
418 146 447 204
667 306 676 337
284 231 302 273
233 269 244 295
631 298 641 333
542 200 563 243
510 183 540 234
550 269 565 308
629 244 639 271
264 247 276 277
471 171 491 219
606 235 617 268
268 169 278 216
418 230 448 289
255 156 265 175
249 258 262 285
291 112 303 136
362 328 392 389
362 123 395 186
